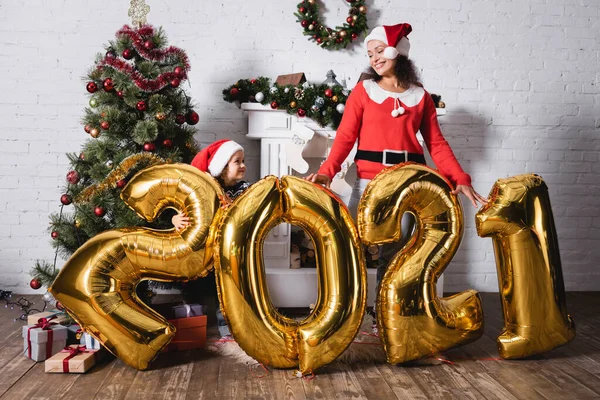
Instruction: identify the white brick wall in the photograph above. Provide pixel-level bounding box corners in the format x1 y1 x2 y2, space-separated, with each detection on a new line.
1 0 598 293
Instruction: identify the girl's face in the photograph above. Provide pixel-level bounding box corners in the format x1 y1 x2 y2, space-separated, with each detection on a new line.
222 150 246 185
367 40 397 77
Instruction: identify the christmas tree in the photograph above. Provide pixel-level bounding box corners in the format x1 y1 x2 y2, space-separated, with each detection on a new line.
31 24 200 293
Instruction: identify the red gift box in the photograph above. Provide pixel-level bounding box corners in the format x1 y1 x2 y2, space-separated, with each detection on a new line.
163 315 207 352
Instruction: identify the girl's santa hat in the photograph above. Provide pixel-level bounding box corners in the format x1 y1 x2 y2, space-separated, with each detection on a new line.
191 139 244 177
364 23 412 59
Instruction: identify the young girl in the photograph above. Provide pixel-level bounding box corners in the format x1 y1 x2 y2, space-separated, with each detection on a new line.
172 139 250 338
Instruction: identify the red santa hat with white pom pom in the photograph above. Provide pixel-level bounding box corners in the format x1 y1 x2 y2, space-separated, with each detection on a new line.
363 23 412 59
191 139 244 177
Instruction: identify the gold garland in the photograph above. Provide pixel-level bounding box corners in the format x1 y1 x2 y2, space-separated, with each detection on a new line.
75 153 165 204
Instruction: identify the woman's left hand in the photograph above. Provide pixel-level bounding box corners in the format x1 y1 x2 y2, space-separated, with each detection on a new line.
452 185 488 208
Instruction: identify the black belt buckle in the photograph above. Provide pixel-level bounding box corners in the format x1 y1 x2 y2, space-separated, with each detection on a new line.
382 149 408 166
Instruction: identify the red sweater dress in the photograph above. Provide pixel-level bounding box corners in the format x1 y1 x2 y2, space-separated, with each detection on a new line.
318 80 471 187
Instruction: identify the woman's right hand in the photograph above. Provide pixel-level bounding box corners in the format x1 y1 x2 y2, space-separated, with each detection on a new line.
172 212 190 231
305 173 332 188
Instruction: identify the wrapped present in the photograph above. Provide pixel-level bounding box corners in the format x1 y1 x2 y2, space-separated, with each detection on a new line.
23 318 68 362
44 345 99 373
172 303 203 319
163 315 207 352
27 310 68 326
83 333 102 350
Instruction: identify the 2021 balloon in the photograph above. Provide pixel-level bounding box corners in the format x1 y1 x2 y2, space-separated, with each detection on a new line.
358 164 484 364
50 165 222 370
476 174 575 358
214 176 367 374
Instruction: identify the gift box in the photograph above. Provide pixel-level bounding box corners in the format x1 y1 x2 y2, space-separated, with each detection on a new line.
83 333 102 350
163 315 207 352
172 303 203 319
27 310 68 326
44 345 99 373
23 321 68 362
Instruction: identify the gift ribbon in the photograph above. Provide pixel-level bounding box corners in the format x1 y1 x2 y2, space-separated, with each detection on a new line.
27 316 57 360
60 345 90 373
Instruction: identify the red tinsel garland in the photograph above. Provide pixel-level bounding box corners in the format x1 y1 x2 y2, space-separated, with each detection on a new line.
98 25 191 93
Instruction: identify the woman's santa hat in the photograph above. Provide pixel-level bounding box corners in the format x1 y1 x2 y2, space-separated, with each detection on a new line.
364 23 412 59
191 139 244 177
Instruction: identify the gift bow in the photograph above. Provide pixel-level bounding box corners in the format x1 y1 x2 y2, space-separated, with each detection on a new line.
27 315 58 359
61 345 90 373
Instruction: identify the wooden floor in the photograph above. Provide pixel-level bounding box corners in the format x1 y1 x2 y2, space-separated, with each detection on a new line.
1 293 600 399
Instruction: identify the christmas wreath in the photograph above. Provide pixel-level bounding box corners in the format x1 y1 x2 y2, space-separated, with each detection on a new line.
294 0 368 50
223 77 350 129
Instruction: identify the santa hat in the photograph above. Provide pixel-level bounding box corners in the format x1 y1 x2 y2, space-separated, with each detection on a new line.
364 23 412 59
191 139 244 177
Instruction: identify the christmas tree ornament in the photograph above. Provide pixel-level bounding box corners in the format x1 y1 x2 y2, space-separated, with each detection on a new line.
290 101 297 108
339 30 347 38
74 219 81 228
301 20 309 28
84 125 91 133
143 142 156 152
332 95 338 102
308 24 314 30
336 103 345 114
101 112 107 117
66 170 80 184
106 49 117 58
359 5 367 13
105 160 114 168
116 90 124 98
351 33 358 40
284 87 290 94
352 15 358 21
51 231 59 240
103 78 114 92
175 114 185 124
60 194 72 205
311 105 319 112
269 86 278 94
86 82 98 93
55 301 64 311
299 6 306 13
254 92 265 102
155 112 166 121
89 98 98 108
297 108 306 117
79 152 85 160
101 121 110 130
94 206 106 217
136 100 147 111
162 139 173 148
324 88 333 98
116 179 127 189
122 48 133 59
90 128 100 138
143 40 154 50
315 96 325 106
174 66 185 78
43 291 55 304
170 78 180 88
270 101 279 109
346 16 353 23
30 278 42 290
294 88 305 100
230 87 239 97
186 110 199 125
250 78 257 84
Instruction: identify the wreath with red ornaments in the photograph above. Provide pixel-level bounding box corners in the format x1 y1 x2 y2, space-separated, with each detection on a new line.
294 0 368 50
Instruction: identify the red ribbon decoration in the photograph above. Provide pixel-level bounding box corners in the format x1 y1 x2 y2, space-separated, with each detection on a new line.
27 316 57 360
60 345 88 373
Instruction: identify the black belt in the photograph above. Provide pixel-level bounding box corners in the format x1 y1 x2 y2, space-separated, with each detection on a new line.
355 149 426 166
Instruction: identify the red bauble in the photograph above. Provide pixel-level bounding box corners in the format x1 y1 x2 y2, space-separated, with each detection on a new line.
317 37 323 44
301 20 309 28
324 88 333 98
136 101 147 111
66 170 80 184
30 278 42 290
170 78 180 88
84 125 91 133
186 110 199 125
100 121 110 130
230 87 239 97
250 78 257 84
103 78 114 92
346 16 353 23
86 82 97 93
299 6 306 13
94 206 106 217
351 33 358 40
60 194 72 205
55 301 64 311
143 142 156 152
116 90 123 98
122 48 133 59
175 114 186 124
162 139 173 148
297 108 306 117
143 40 154 50
270 101 279 109
174 66 185 78
116 179 127 189
51 231 59 239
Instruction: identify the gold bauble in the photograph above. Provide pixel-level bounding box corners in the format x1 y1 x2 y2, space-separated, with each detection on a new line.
308 0 315 3
339 30 347 38
352 15 358 21
74 219 81 228
155 112 166 121
359 5 367 13
90 128 100 138
332 95 338 102
290 101 297 108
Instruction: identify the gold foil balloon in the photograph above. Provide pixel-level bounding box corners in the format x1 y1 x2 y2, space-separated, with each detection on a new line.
358 164 484 364
476 174 575 359
215 175 366 373
50 164 222 370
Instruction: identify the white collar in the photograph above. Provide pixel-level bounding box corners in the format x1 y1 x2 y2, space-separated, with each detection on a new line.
362 79 425 107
